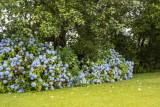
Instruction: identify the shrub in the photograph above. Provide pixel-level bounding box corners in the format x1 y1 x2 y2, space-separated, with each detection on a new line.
79 49 134 84
0 35 134 93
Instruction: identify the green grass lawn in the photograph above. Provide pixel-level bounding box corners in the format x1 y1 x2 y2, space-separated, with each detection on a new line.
0 72 160 107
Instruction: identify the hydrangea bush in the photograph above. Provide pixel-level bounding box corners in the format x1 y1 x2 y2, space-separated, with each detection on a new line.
0 35 134 93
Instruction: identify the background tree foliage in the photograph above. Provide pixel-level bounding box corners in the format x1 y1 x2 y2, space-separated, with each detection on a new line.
0 0 137 57
130 0 160 72
0 0 160 73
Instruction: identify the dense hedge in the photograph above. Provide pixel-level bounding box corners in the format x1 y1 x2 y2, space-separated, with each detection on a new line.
0 35 134 93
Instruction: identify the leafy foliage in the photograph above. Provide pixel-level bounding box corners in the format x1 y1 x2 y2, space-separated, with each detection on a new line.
0 0 137 54
130 0 160 72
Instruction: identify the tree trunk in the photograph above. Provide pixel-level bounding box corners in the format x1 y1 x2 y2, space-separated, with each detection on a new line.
141 38 146 47
54 21 67 49
137 37 141 49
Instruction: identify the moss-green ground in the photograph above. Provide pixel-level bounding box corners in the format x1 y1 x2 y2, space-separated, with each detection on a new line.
0 72 160 107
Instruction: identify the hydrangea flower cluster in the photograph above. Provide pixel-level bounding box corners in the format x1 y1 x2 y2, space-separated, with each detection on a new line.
0 35 134 93
78 49 134 85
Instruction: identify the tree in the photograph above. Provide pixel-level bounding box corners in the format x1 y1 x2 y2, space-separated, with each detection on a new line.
0 0 139 60
130 0 160 72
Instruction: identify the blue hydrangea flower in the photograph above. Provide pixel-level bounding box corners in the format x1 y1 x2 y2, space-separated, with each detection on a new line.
3 80 7 84
120 79 122 82
111 79 115 83
10 85 14 89
5 71 10 75
8 74 12 78
31 82 36 87
22 80 25 83
51 86 54 91
49 70 53 73
50 82 53 85
24 59 28 62
65 64 69 68
51 73 55 76
0 72 4 76
0 66 3 71
3 63 8 68
38 78 43 82
30 77 34 80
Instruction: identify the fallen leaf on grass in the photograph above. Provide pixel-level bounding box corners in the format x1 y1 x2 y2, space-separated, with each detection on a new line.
50 96 54 98
109 91 112 93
